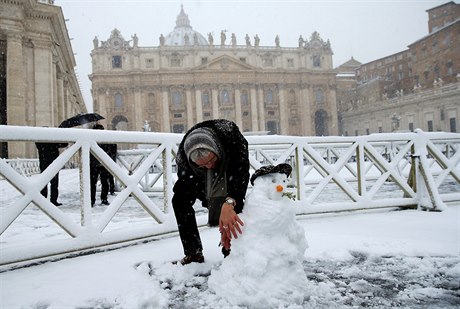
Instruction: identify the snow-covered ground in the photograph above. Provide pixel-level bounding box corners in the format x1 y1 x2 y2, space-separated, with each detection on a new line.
1 169 459 308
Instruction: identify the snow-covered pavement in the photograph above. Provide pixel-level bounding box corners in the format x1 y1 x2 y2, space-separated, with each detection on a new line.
1 203 459 308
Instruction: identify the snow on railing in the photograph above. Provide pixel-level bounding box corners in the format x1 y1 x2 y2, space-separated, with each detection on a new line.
0 125 459 267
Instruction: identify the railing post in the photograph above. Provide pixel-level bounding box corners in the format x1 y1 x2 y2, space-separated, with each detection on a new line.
356 140 366 196
80 141 93 228
295 143 304 201
414 129 447 211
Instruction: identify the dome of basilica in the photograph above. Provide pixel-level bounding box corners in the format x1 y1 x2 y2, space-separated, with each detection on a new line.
164 6 208 46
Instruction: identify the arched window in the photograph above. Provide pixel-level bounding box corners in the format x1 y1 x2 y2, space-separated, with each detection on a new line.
172 90 182 106
265 89 273 105
289 89 296 103
115 93 123 108
202 91 210 107
315 109 328 136
241 90 249 105
147 93 155 112
315 89 324 104
220 89 230 105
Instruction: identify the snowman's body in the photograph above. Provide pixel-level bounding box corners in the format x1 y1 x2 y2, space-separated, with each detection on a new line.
208 172 308 308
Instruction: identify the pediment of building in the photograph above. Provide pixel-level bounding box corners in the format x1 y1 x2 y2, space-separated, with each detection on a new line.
194 55 256 71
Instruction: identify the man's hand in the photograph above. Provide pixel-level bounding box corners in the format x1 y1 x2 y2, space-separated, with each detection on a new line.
219 203 244 247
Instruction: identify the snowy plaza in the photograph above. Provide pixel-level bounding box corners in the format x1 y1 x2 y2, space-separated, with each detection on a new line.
1 126 459 308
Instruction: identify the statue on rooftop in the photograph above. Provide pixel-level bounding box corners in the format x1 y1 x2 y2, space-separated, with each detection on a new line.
221 30 227 46
298 35 304 48
208 32 214 45
231 33 236 47
93 36 99 49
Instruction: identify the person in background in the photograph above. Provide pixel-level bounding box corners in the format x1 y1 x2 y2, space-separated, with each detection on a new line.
106 143 117 195
90 124 111 206
172 119 250 265
36 139 68 206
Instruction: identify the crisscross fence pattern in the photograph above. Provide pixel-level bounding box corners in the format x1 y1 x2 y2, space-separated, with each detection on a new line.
0 125 459 268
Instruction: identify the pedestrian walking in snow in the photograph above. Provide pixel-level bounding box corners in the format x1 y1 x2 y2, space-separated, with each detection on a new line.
172 119 250 265
36 139 68 206
90 124 111 207
106 143 117 195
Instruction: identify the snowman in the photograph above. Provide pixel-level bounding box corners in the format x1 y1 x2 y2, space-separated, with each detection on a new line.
208 163 309 308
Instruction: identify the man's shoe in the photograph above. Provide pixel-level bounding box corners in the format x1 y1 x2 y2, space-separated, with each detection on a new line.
52 201 63 206
173 253 204 265
101 200 109 205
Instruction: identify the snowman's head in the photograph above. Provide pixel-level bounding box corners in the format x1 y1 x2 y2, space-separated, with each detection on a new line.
250 163 292 201
253 172 290 201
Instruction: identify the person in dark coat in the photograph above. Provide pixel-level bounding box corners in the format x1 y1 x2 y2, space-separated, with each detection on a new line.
172 119 250 265
35 141 68 206
106 143 117 195
90 124 111 206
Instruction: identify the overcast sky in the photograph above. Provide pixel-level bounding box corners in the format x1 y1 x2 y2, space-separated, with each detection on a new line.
55 0 452 111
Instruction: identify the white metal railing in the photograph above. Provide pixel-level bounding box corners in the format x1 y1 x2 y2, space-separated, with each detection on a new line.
0 125 459 267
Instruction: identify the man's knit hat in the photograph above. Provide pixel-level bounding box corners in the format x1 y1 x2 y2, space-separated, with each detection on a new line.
184 127 221 162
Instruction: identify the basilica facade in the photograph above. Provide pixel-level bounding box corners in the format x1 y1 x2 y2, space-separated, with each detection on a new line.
90 6 339 136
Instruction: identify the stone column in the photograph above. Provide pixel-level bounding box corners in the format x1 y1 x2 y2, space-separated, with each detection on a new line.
6 33 25 126
212 87 219 119
6 33 26 158
278 85 288 135
298 84 308 135
195 87 203 123
161 87 170 132
249 85 259 131
133 87 143 130
301 85 313 136
185 86 194 128
234 87 243 128
257 86 265 131
328 84 339 136
56 71 65 123
33 39 54 127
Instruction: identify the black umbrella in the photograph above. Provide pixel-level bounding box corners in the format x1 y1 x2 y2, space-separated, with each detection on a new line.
59 113 105 128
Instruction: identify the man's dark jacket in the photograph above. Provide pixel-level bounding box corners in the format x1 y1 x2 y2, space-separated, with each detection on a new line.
173 119 250 215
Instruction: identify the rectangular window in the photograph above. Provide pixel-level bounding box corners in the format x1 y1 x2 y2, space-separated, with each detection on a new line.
366 128 370 135
201 57 208 64
268 110 275 116
145 58 154 68
172 124 185 133
355 129 359 136
427 120 433 132
239 57 246 63
409 123 414 132
450 117 457 132
313 55 321 67
112 56 122 68
378 126 383 133
171 58 181 67
174 113 182 118
287 58 294 67
263 58 273 67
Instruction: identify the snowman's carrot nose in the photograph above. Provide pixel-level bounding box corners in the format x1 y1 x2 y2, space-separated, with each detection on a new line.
276 185 284 192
